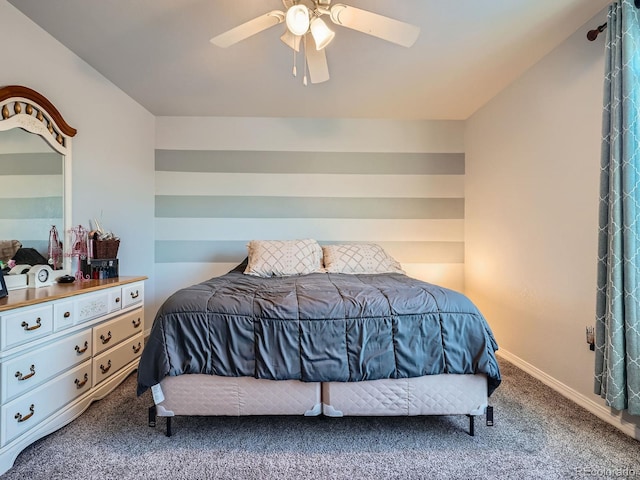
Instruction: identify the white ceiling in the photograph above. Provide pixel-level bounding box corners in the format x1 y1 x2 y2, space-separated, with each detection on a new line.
8 0 609 120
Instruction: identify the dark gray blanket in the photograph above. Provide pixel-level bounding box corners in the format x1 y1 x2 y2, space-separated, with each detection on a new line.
137 263 501 396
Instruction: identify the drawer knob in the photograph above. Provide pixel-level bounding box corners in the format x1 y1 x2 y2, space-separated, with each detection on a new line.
64 311 71 318
75 341 89 354
75 373 89 389
130 290 139 299
132 342 142 354
132 318 141 329
21 318 42 331
100 331 112 344
15 365 36 381
100 360 112 374
115 297 121 303
15 404 35 423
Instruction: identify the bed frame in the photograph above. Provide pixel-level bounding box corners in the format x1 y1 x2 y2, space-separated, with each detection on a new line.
147 373 494 437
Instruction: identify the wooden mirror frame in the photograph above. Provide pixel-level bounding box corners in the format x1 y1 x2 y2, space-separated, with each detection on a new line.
0 85 77 273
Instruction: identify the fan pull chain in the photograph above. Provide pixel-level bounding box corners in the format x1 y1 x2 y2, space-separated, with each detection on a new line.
292 47 297 77
303 35 308 86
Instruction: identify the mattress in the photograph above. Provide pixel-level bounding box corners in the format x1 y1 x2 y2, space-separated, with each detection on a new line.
137 262 501 396
152 373 487 418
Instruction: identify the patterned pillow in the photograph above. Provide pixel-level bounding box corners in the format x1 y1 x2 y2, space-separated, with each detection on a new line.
322 244 405 275
244 239 324 277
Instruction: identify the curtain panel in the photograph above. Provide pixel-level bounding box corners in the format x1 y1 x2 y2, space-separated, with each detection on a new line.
595 0 640 414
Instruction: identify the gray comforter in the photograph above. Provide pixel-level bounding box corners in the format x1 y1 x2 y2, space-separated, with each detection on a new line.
137 262 501 396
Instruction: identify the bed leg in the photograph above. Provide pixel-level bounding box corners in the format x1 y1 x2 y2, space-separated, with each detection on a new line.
468 415 475 436
148 406 156 428
166 416 173 437
486 405 494 427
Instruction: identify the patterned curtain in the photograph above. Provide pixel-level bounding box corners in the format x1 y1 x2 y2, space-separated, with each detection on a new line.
595 0 640 414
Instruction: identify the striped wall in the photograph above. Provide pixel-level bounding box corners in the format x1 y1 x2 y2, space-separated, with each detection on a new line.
154 118 466 310
0 152 63 255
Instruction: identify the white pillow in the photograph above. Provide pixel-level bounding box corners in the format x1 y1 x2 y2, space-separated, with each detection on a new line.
322 244 405 275
244 239 323 277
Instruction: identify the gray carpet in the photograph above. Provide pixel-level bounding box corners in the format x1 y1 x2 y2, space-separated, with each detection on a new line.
2 359 639 480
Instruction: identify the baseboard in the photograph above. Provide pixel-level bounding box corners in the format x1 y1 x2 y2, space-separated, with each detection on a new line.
496 349 640 441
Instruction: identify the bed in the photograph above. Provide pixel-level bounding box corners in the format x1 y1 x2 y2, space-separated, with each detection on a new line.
137 241 501 436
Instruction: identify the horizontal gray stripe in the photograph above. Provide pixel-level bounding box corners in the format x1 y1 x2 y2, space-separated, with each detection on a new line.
155 241 463 264
155 196 464 219
156 150 464 175
0 197 63 219
0 153 63 175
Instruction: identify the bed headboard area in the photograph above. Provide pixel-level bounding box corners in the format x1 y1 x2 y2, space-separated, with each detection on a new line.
154 146 465 297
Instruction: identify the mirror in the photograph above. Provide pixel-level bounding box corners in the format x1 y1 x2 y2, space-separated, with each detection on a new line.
0 128 64 260
0 85 76 274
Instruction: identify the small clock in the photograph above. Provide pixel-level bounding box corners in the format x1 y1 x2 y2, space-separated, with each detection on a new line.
27 265 55 288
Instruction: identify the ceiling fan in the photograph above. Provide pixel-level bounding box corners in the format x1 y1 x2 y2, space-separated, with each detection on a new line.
210 0 420 85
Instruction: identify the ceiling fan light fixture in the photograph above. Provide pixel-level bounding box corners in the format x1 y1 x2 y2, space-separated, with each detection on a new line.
310 17 335 50
286 5 310 36
211 1 421 86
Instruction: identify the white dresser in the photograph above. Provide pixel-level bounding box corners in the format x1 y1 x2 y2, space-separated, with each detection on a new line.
0 276 146 475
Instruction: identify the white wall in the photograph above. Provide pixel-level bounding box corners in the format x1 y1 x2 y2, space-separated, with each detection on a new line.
465 7 640 435
0 1 156 328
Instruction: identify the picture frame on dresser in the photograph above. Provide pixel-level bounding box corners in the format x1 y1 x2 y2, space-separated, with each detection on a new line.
0 270 7 299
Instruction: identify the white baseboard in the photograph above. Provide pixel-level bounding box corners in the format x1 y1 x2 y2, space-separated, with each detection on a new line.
496 349 640 441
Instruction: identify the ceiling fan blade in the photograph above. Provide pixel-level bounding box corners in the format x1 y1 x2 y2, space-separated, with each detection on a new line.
329 4 420 48
305 33 330 84
281 30 301 52
210 11 285 48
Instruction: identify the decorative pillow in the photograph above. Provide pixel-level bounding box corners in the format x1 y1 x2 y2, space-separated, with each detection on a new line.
244 239 323 277
322 243 405 275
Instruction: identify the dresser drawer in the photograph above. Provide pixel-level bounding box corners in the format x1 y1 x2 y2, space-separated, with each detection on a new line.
1 360 92 446
122 282 144 309
76 291 110 325
53 299 76 332
1 305 53 350
2 330 93 403
92 308 143 356
108 289 123 313
93 332 142 386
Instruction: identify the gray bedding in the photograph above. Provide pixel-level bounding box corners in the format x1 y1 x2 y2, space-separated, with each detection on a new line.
137 262 501 396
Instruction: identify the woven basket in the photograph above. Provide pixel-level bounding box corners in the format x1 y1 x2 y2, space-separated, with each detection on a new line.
93 239 120 259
